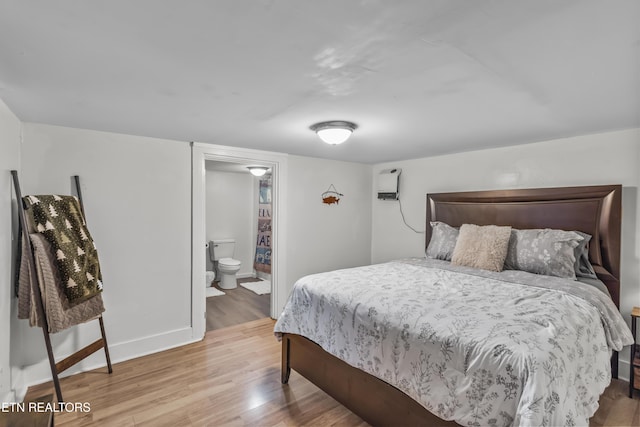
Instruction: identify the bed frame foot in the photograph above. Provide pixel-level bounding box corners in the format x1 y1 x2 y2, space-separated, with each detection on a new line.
281 336 291 384
611 351 618 379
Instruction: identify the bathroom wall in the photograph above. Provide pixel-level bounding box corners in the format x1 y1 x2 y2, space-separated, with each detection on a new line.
205 169 258 277
0 97 21 402
205 167 257 278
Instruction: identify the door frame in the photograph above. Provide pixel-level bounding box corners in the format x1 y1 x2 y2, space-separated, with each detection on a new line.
191 142 288 340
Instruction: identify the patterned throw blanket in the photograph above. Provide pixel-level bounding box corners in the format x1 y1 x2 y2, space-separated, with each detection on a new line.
24 195 103 305
18 233 105 333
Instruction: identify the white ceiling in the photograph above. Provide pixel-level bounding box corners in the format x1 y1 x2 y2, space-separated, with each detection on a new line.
0 1 638 164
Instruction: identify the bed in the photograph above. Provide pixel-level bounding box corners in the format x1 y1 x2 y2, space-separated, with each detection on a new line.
274 185 633 426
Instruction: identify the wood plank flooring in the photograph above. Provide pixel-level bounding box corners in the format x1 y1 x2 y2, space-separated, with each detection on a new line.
206 278 271 331
24 318 640 426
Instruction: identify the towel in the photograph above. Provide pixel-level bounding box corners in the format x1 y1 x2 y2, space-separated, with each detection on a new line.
18 232 105 333
23 195 103 305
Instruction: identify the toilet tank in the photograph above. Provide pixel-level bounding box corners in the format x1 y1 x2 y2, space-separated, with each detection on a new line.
212 239 235 260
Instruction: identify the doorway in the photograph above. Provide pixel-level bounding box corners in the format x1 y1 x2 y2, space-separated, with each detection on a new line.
191 143 288 340
204 160 271 331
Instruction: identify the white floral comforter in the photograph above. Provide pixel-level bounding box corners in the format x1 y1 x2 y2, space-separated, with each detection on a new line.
274 258 633 427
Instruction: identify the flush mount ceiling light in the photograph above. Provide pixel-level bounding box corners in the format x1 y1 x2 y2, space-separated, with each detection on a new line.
310 121 358 145
247 166 269 177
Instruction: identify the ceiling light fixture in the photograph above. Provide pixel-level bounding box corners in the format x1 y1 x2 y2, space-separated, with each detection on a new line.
310 121 358 145
247 166 269 177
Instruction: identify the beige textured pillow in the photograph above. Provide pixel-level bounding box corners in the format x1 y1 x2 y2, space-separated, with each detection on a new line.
451 224 512 272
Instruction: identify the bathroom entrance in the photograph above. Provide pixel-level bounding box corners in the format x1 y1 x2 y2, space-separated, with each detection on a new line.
203 160 272 331
191 143 287 340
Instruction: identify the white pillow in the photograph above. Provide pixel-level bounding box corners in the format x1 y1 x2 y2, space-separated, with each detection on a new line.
451 224 512 272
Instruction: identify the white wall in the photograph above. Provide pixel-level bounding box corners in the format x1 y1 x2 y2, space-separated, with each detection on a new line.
13 123 193 394
205 168 256 277
372 128 640 377
286 155 372 288
0 98 21 402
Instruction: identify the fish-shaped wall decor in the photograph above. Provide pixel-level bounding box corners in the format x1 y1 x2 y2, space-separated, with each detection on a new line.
322 195 340 205
322 184 343 205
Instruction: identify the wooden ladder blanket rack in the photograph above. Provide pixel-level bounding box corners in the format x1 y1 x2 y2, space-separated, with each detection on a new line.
11 171 113 402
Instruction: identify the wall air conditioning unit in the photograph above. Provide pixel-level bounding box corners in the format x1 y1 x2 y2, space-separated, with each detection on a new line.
377 168 401 200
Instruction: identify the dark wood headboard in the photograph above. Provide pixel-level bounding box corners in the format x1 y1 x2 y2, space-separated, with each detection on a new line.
426 185 622 307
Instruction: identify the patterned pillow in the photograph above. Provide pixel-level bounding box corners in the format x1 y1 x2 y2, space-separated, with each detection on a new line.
426 221 459 261
451 224 512 272
574 231 598 279
504 229 584 279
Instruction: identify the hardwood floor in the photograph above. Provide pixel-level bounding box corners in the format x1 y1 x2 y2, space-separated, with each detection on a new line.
592 379 640 426
24 318 640 426
24 318 366 426
206 278 270 331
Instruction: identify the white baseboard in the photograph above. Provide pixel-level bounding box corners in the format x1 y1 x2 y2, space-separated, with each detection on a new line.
237 272 255 279
13 326 199 402
10 367 27 403
256 271 271 281
1 390 16 403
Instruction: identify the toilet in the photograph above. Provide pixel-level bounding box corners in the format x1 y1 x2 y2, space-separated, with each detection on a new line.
212 239 242 289
205 242 216 287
